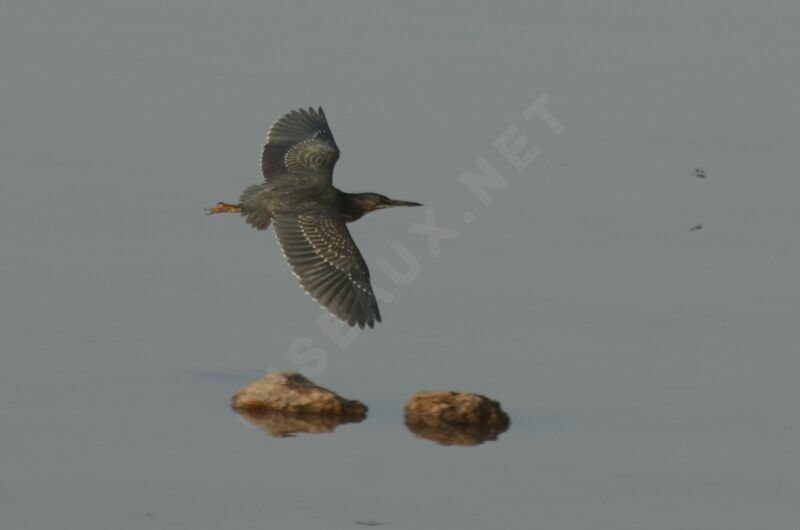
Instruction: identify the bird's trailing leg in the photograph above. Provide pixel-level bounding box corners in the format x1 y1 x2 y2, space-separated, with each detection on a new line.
205 202 243 215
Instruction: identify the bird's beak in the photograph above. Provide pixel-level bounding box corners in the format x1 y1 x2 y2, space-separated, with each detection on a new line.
383 199 423 208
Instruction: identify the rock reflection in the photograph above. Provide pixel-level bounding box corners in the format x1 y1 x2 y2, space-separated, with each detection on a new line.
405 420 508 446
234 408 365 438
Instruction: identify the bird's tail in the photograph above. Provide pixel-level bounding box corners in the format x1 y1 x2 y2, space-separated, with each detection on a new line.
243 209 272 231
239 184 272 230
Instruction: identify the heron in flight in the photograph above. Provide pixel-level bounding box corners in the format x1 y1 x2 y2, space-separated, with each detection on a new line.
207 107 421 328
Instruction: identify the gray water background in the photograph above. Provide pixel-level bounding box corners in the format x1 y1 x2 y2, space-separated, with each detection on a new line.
2 1 799 529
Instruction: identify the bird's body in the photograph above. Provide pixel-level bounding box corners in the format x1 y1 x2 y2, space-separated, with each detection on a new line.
207 107 420 329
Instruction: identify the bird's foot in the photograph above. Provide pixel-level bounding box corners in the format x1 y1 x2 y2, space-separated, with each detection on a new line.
205 202 243 215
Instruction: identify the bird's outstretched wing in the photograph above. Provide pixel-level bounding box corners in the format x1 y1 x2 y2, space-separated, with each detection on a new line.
272 208 381 329
262 107 340 184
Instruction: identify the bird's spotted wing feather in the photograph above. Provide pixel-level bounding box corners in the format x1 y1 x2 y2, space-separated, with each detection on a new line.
262 107 340 184
272 209 381 329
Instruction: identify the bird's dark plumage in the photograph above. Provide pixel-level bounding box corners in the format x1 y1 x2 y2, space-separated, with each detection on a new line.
262 107 340 185
210 107 420 329
273 208 381 328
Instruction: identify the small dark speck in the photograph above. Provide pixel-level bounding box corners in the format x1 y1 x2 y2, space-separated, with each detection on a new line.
690 225 703 231
692 167 706 179
356 521 386 527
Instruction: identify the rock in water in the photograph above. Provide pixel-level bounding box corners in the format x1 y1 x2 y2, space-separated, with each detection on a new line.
404 390 510 446
232 372 367 417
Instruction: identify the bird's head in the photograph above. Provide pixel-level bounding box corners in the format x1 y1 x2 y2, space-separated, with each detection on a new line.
352 193 422 213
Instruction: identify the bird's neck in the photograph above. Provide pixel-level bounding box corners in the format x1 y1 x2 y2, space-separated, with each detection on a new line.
340 193 372 223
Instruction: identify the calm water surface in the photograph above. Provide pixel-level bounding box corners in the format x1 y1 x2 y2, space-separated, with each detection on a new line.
2 1 799 529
